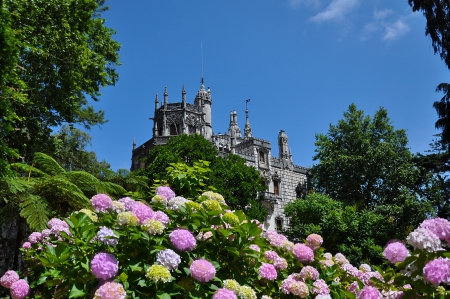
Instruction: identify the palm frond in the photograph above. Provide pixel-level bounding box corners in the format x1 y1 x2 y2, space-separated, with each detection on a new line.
97 181 127 197
33 152 66 176
63 171 102 191
34 177 90 212
19 194 50 231
10 163 48 178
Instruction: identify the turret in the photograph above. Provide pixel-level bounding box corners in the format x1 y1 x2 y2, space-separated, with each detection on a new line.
194 83 212 139
244 107 252 139
163 86 168 109
182 85 186 107
154 93 159 112
278 130 290 160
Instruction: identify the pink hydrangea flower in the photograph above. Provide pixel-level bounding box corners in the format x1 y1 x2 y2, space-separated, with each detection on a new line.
406 227 442 252
334 253 349 265
265 230 288 248
190 259 216 282
213 288 237 299
170 229 196 252
10 279 29 299
249 244 260 252
300 265 319 280
93 281 126 299
90 252 119 280
306 233 323 250
22 242 31 250
312 279 330 295
274 257 288 270
423 257 450 287
264 250 279 261
293 243 314 264
258 263 277 280
420 218 450 245
357 286 382 299
383 240 408 263
48 218 69 230
348 281 360 294
129 201 154 224
90 194 113 212
156 186 175 200
0 270 19 288
289 280 309 298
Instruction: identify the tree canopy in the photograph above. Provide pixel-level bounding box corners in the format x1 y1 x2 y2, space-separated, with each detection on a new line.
312 104 419 208
0 0 120 167
140 134 267 220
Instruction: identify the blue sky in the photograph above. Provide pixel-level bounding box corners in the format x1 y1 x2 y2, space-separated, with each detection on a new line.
87 0 449 171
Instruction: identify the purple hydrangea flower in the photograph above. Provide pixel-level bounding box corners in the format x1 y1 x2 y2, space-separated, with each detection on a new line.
312 279 330 295
190 259 216 282
48 218 69 230
153 211 170 226
300 265 319 280
383 240 408 263
129 201 154 224
293 243 314 264
156 186 175 200
274 257 288 270
10 279 29 299
93 281 126 299
169 228 196 252
357 286 382 299
423 257 450 287
90 252 119 280
118 197 136 210
22 242 31 250
156 249 181 271
213 288 237 299
97 226 119 246
28 232 42 244
258 263 277 280
0 270 19 288
90 194 113 212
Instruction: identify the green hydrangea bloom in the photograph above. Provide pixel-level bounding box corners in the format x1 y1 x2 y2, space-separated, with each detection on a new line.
202 200 222 212
201 191 226 204
223 279 241 293
185 201 202 212
222 212 240 226
146 265 172 283
238 285 257 299
117 211 139 226
142 219 165 235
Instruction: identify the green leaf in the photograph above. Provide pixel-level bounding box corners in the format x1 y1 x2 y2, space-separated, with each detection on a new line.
68 284 86 298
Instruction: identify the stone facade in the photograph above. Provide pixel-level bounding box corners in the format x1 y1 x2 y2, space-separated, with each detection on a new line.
131 83 310 231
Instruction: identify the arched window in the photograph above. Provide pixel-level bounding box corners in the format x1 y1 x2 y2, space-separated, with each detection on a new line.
259 151 265 163
170 124 177 135
273 180 279 196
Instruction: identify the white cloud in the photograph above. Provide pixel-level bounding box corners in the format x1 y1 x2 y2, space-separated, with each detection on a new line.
373 9 393 20
289 0 321 9
310 0 359 23
382 20 410 41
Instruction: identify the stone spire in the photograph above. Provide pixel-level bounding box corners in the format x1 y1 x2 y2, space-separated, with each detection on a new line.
154 93 159 112
244 100 252 139
182 84 186 107
163 86 168 109
132 137 136 151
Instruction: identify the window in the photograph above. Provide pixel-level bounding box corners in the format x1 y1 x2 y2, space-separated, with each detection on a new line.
274 180 279 196
276 218 283 231
259 151 265 163
188 125 196 134
170 124 177 135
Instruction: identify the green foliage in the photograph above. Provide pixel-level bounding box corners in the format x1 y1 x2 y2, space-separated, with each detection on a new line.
142 134 267 221
164 160 214 199
1 0 120 163
284 193 388 266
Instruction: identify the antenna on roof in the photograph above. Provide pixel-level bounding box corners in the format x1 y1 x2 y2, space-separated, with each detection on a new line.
200 42 204 85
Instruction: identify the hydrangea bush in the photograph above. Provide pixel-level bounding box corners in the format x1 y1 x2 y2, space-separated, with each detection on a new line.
2 186 450 298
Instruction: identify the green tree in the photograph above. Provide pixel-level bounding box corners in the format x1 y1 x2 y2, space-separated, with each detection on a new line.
141 134 267 220
312 104 419 208
50 125 112 177
414 137 450 219
408 1 450 146
1 0 120 164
